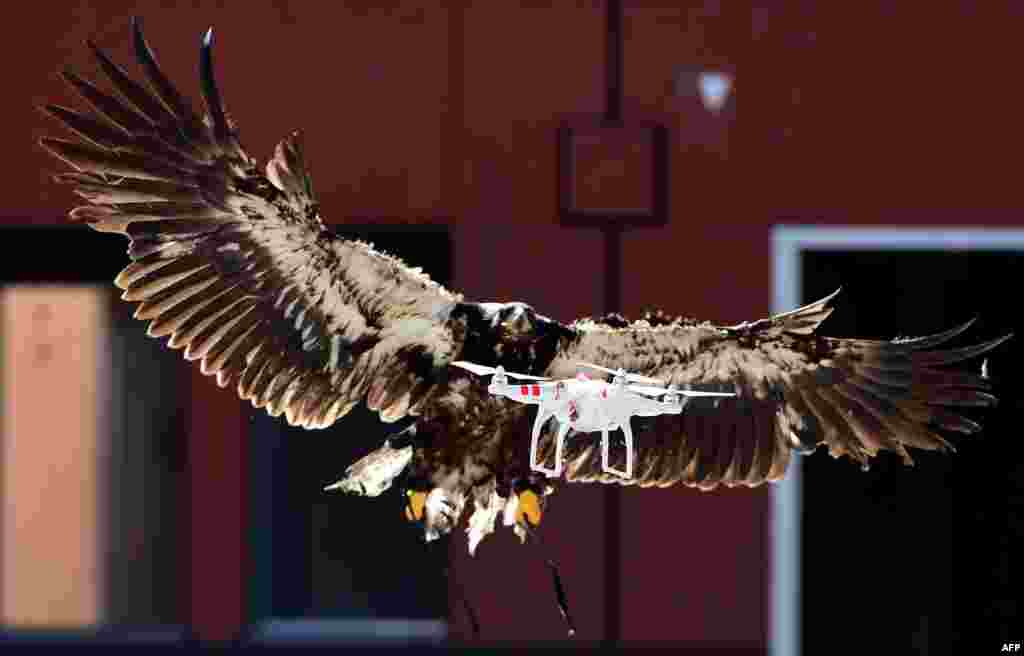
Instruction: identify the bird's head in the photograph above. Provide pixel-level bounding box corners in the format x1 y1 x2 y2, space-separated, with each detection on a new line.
488 302 538 340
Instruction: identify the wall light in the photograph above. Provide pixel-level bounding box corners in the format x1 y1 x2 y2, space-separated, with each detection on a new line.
698 71 733 114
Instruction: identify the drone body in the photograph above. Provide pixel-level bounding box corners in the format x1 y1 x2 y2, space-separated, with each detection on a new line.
453 361 734 479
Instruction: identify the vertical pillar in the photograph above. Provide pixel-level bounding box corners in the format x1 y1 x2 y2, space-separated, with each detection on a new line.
1 286 105 628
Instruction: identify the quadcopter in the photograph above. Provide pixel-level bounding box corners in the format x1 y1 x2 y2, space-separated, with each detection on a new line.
451 361 736 479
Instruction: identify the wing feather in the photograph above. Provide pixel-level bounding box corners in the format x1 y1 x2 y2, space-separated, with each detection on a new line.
42 19 468 431
552 289 1012 489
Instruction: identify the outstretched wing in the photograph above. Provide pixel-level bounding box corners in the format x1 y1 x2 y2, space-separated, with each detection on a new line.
542 289 1013 489
40 19 465 429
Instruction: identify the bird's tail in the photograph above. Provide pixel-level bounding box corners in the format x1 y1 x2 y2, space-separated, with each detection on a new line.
324 424 418 496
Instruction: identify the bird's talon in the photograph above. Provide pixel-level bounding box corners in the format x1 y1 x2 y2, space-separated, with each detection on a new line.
404 489 428 522
515 489 543 527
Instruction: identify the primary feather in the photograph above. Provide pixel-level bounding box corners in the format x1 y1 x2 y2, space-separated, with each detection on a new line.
41 19 1012 556
540 291 1011 490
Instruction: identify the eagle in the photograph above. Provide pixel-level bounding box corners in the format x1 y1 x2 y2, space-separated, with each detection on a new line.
40 20 1012 569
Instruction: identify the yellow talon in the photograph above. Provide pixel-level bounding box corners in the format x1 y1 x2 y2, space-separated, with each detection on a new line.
404 489 427 522
516 490 542 527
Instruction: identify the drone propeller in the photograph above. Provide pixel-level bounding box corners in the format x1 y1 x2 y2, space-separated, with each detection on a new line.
575 361 664 385
450 361 552 381
626 383 737 398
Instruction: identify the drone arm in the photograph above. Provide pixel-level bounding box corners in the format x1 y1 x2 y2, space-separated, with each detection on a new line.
488 379 533 404
494 381 557 405
623 392 672 417
487 378 510 398
631 400 661 417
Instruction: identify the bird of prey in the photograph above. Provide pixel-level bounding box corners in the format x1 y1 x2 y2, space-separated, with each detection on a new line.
40 20 1012 567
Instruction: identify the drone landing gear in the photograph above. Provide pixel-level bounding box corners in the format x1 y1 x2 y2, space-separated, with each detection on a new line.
601 421 634 479
529 410 570 478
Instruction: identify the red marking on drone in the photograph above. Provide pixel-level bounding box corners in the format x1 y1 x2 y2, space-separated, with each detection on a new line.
601 388 607 399
520 385 529 396
531 385 540 396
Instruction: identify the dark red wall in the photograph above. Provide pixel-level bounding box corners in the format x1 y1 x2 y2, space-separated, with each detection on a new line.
448 3 765 645
10 1 1022 646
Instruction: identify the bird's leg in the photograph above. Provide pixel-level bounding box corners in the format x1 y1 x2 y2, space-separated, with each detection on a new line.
416 488 466 543
402 481 430 526
503 476 554 545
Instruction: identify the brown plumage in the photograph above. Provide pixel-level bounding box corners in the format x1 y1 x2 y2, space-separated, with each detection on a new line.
40 19 1012 556
541 295 1010 491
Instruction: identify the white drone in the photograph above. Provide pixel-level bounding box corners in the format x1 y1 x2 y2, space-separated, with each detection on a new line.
450 360 736 480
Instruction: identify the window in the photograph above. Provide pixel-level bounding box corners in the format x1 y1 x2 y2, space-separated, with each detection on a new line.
772 226 1024 655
